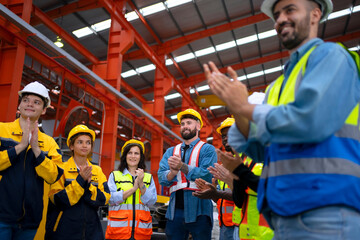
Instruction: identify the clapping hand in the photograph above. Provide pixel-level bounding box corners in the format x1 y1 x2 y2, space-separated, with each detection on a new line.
79 165 92 183
192 178 217 200
204 62 249 115
216 149 243 173
135 168 144 187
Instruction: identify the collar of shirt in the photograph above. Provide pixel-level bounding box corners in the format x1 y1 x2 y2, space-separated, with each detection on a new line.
284 38 323 75
122 168 135 177
181 137 200 149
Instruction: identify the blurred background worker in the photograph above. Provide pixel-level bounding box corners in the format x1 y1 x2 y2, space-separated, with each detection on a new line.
0 81 63 240
45 125 110 240
205 0 360 239
193 117 236 240
158 109 217 240
106 139 157 240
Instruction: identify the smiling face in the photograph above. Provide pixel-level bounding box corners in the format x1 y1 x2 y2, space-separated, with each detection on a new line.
180 118 199 140
126 146 141 169
273 0 320 50
70 134 92 158
18 94 46 121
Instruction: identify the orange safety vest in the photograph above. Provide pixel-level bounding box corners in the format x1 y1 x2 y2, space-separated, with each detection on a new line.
169 141 205 194
216 180 235 227
106 171 153 240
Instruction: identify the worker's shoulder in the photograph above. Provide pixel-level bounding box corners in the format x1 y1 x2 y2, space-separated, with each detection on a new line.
199 141 216 152
38 130 57 144
0 119 16 128
314 41 349 57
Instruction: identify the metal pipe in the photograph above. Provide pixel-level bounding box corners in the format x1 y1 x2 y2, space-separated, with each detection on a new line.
0 4 182 141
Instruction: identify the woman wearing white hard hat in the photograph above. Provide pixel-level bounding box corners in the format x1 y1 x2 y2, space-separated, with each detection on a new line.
45 125 110 240
105 139 157 240
0 81 63 240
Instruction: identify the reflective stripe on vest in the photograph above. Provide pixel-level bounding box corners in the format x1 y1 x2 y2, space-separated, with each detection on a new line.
260 44 360 216
169 141 205 193
239 160 273 240
106 171 152 240
232 206 241 226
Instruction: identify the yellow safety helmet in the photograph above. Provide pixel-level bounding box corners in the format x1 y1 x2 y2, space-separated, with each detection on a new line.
216 117 235 134
67 124 96 147
121 139 145 156
177 108 203 129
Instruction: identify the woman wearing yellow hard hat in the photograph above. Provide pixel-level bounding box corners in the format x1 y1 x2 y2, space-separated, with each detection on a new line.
105 139 157 240
45 125 110 240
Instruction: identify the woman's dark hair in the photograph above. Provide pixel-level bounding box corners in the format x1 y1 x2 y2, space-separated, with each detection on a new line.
118 144 146 172
69 132 94 156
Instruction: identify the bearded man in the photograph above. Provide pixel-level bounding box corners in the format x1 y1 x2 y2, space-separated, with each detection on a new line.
158 109 217 240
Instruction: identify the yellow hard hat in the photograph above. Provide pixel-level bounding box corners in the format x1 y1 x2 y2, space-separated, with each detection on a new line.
121 139 145 156
67 125 96 147
216 117 235 134
177 108 203 128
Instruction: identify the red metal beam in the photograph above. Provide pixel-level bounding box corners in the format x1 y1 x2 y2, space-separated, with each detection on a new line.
31 5 99 65
124 13 269 60
30 0 100 26
121 79 148 104
0 22 178 148
165 107 182 116
100 0 214 132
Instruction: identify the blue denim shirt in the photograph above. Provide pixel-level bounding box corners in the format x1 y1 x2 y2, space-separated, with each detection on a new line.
228 38 360 162
158 138 217 223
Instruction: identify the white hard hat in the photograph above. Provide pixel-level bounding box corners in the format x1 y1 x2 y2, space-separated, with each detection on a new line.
18 81 51 108
261 0 333 23
248 92 265 104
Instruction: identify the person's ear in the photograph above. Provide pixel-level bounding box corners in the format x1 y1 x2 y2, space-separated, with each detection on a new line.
310 7 322 24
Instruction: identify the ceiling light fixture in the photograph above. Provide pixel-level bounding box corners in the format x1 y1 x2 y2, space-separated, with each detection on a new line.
54 36 64 48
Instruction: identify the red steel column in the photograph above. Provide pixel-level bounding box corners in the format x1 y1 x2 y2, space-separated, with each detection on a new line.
144 55 174 193
0 0 32 121
92 0 134 177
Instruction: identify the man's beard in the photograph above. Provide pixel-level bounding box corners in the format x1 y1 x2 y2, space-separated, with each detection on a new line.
181 128 197 140
279 12 311 50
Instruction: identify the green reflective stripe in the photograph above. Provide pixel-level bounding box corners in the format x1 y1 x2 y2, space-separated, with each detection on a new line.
277 46 316 105
262 158 360 179
337 42 360 75
345 104 359 126
109 220 129 228
266 77 283 106
232 206 241 224
251 163 263 176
